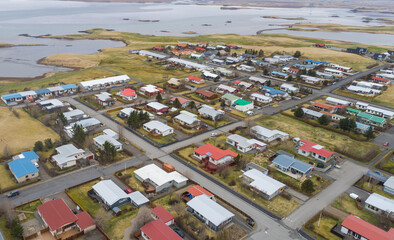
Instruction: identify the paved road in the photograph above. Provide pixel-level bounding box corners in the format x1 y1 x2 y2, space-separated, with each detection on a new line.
282 161 367 229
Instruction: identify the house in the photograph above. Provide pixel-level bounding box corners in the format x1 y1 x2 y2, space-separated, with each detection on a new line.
272 154 313 179
294 64 316 70
347 85 381 96
195 89 217 100
372 53 389 61
143 120 174 136
221 93 240 106
357 112 386 127
376 73 394 80
383 176 394 195
325 97 351 106
250 93 272 104
282 67 299 75
242 168 285 200
189 53 205 60
356 122 372 134
324 68 343 76
134 164 188 193
365 193 394 214
215 67 234 77
234 80 253 90
193 144 238 169
118 108 154 119
261 86 288 98
304 59 329 66
140 219 182 240
313 102 335 113
151 206 174 226
314 43 325 48
302 108 324 119
316 71 334 79
330 64 352 72
372 76 390 85
346 107 361 115
300 75 324 85
186 75 205 84
78 75 130 90
93 131 122 151
139 85 164 97
236 64 256 72
198 105 224 121
52 144 86 169
250 126 289 142
346 47 368 55
202 71 220 81
296 139 335 163
332 114 346 121
174 112 201 128
273 54 295 62
226 134 266 153
252 60 270 67
212 59 225 65
93 180 130 209
215 84 237 94
233 99 254 112
340 215 394 240
63 109 85 123
356 101 369 110
186 185 214 200
170 97 191 108
138 50 167 60
366 106 394 119
167 78 181 89
146 102 169 114
95 92 115 106
249 76 267 85
9 151 39 183
356 81 384 90
64 118 101 137
187 194 234 231
280 83 299 94
37 199 95 238
37 99 65 111
117 88 137 101
271 71 288 79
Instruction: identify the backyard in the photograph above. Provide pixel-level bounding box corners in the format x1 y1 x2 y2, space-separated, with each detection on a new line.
0 108 60 158
67 179 101 217
258 114 380 161
0 164 18 190
304 214 341 240
137 127 176 145
355 180 394 200
15 200 42 223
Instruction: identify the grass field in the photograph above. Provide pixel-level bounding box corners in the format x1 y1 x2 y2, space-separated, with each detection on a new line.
104 209 138 240
333 85 394 108
15 199 42 222
0 108 60 158
290 23 394 35
67 179 101 216
117 168 146 192
356 180 394 199
305 215 341 240
258 114 380 160
0 164 18 189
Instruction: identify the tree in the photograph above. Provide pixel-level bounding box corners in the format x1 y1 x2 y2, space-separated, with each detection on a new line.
307 70 316 77
287 75 293 82
57 113 67 125
318 115 330 125
266 79 271 86
294 50 301 58
258 49 264 57
10 220 23 239
98 141 117 163
3 145 11 159
173 98 182 109
33 141 44 152
188 100 196 110
127 110 150 129
301 179 315 194
44 138 53 149
263 69 269 76
0 198 15 225
247 60 253 66
294 107 304 118
323 80 328 86
156 92 163 102
130 206 152 234
364 126 374 140
72 124 86 145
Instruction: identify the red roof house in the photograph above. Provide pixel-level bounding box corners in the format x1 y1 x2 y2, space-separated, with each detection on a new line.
151 206 174 226
195 89 217 99
153 46 164 50
193 144 238 172
297 139 334 163
341 215 394 240
117 88 137 101
186 75 204 84
171 97 191 108
187 185 214 199
313 102 335 113
177 44 187 48
37 199 95 236
372 76 390 84
141 219 182 240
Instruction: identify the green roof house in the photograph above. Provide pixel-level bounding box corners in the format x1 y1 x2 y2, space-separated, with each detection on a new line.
234 99 254 112
221 93 240 106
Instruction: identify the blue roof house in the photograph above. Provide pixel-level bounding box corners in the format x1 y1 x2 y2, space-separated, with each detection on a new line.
272 154 313 180
262 86 288 98
9 151 39 183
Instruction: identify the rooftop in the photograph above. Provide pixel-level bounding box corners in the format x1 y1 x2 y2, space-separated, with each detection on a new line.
141 219 182 240
341 215 394 240
243 169 285 196
37 199 78 232
194 144 238 161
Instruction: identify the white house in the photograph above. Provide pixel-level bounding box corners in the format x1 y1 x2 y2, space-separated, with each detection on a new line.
325 97 351 106
236 64 256 72
280 83 299 94
250 93 272 104
116 88 137 101
215 84 238 94
78 75 130 90
365 193 394 214
324 68 343 76
347 85 381 96
187 194 234 231
198 105 225 121
366 106 394 119
63 109 85 123
174 112 201 128
119 108 154 119
193 144 238 167
300 75 324 85
356 81 384 90
143 120 174 136
249 76 267 85
139 85 163 97
52 144 85 169
95 92 115 106
226 134 266 153
93 131 122 151
134 164 188 193
233 99 254 113
250 126 289 142
242 168 285 200
356 101 369 110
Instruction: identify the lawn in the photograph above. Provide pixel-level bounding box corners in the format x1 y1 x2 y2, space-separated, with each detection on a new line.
0 164 18 190
305 215 341 240
333 87 394 109
0 108 60 158
332 193 379 226
67 179 101 216
199 117 230 128
176 146 201 166
117 168 146 192
377 157 394 174
258 114 380 161
15 199 42 222
0 216 12 240
104 209 138 240
76 95 105 110
137 128 176 145
355 180 394 200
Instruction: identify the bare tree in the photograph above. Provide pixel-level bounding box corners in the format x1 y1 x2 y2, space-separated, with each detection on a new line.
130 206 152 234
0 198 15 225
95 208 109 229
3 145 11 159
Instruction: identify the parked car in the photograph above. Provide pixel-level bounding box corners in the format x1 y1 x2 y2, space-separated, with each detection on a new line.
383 142 389 146
173 228 185 238
124 188 132 194
211 132 217 137
34 162 39 168
7 190 19 198
245 111 255 116
246 218 255 227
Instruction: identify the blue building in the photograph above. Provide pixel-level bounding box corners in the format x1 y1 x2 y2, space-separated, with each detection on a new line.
272 154 313 179
262 86 288 98
9 151 40 183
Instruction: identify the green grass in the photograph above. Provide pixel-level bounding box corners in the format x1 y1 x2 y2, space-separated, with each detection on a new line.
258 114 380 160
199 117 230 127
67 179 101 216
0 164 18 190
117 168 146 192
76 95 105 110
15 200 42 222
0 216 13 240
104 209 138 240
379 158 394 174
333 89 394 109
304 215 341 240
176 146 201 166
355 180 394 200
138 128 176 145
332 194 379 226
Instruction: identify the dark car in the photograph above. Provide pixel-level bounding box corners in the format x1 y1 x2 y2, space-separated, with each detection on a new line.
124 188 132 194
173 228 185 238
6 190 19 198
246 218 255 227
